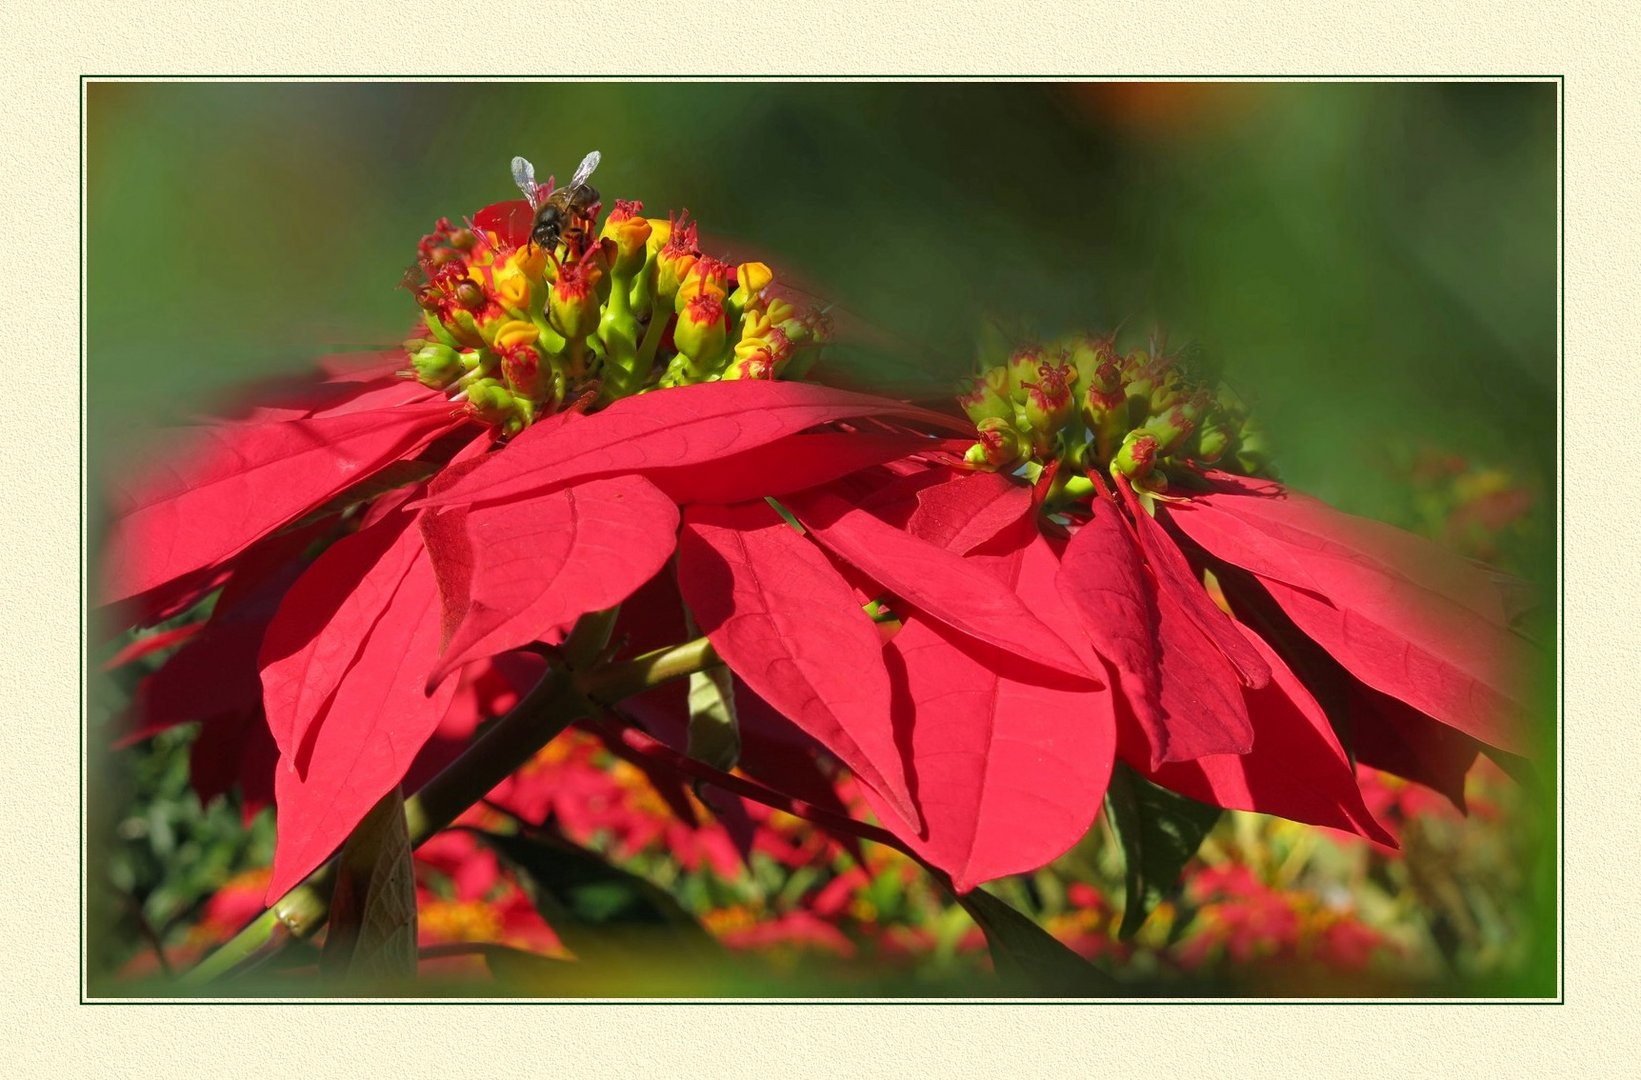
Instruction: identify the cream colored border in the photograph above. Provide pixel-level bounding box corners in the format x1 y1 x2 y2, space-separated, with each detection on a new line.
6 0 1630 1073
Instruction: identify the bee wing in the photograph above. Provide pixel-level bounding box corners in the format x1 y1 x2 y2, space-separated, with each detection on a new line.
568 150 601 191
511 155 541 209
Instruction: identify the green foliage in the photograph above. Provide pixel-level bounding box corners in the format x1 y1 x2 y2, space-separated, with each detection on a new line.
1104 762 1223 938
89 723 275 978
473 828 722 967
322 786 418 983
956 886 1119 996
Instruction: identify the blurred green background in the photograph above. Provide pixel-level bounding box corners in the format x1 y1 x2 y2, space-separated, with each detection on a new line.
88 82 1556 515
85 81 1558 993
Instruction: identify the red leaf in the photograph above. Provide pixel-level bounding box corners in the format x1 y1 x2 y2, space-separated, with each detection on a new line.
258 510 423 762
898 468 1034 555
642 432 951 506
1349 684 1481 810
1133 623 1396 844
1245 571 1530 755
826 462 949 521
1168 484 1538 754
102 402 462 606
423 381 968 508
103 564 232 635
101 623 203 672
1150 568 1259 762
676 500 919 831
227 371 439 426
784 487 1093 681
428 475 680 687
865 535 1117 892
189 707 278 817
1056 497 1253 767
412 441 506 649
266 547 459 901
308 376 441 419
1185 472 1514 626
118 526 318 747
1116 478 1269 689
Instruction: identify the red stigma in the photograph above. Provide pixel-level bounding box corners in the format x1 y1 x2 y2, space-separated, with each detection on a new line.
765 326 793 364
684 291 726 327
664 211 700 257
554 257 599 300
1131 435 1157 468
1025 363 1073 409
739 352 776 380
692 255 732 291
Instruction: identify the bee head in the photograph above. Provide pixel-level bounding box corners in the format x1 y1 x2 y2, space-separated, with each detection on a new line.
571 184 601 211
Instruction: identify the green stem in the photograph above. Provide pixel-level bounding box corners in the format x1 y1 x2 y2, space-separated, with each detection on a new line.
180 635 722 988
636 309 671 373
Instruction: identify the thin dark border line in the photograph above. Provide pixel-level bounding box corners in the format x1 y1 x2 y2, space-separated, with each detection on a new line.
77 74 1564 83
1557 73 1566 1004
79 78 87 1004
79 74 1567 1006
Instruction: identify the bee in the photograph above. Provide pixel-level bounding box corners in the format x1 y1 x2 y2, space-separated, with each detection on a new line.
510 150 601 255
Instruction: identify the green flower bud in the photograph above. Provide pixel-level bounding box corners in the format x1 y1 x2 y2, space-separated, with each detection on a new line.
1067 334 1118 393
1196 423 1232 464
958 367 1014 426
727 262 773 323
1079 359 1127 463
1150 372 1188 414
410 341 463 388
1112 430 1160 483
1125 373 1156 428
655 212 699 309
548 258 604 341
1140 405 1195 457
1020 363 1076 454
1235 417 1270 474
674 291 730 378
500 343 555 405
446 308 487 349
722 343 777 381
465 377 531 435
1006 345 1046 404
964 416 1028 471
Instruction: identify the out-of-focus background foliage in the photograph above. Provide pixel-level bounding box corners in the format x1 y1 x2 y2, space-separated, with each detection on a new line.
86 82 1557 995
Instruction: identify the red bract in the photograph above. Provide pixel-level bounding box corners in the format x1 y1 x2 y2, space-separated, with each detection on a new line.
425 474 679 687
266 541 458 899
1057 491 1254 767
677 500 919 831
783 487 1093 682
1130 623 1395 845
871 456 1530 858
104 348 971 904
258 508 425 759
864 534 1117 892
101 401 463 608
1163 471 1535 756
421 380 969 509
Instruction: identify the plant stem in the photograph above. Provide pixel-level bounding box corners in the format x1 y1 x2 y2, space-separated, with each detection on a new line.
180 635 722 988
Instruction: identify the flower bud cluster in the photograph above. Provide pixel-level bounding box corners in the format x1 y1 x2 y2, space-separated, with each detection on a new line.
402 183 831 433
959 332 1268 490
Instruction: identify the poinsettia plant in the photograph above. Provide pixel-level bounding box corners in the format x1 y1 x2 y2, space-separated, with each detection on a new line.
97 154 1542 994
